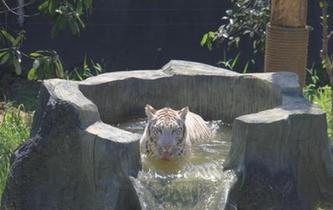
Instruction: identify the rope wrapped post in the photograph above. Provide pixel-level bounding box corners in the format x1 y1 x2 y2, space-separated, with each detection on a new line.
264 0 309 87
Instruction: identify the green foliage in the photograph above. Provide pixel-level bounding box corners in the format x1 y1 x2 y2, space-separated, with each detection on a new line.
319 0 333 75
200 31 217 51
0 0 94 81
304 65 333 140
27 50 64 80
0 104 31 197
217 53 249 73
38 0 92 37
0 30 25 75
201 0 270 67
0 30 106 81
0 29 65 80
65 56 106 81
319 0 329 9
303 67 321 100
304 85 333 139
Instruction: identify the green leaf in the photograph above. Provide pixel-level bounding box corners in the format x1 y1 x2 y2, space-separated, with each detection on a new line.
13 58 22 75
54 59 64 78
74 69 83 81
0 48 8 53
242 61 249 74
68 18 80 35
30 52 42 57
51 16 66 38
32 59 41 69
27 68 38 80
0 30 15 45
43 59 53 78
0 52 10 65
235 37 240 47
201 33 208 46
0 51 7 58
94 63 102 74
231 54 239 68
13 31 25 47
37 59 46 79
207 40 213 51
38 0 49 13
48 0 57 15
83 55 88 69
75 15 85 29
209 31 216 38
77 0 83 13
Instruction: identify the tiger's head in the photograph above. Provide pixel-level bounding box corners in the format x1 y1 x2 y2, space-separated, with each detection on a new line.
144 104 189 160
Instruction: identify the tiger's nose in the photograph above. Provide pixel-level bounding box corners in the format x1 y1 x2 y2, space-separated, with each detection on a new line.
162 145 173 152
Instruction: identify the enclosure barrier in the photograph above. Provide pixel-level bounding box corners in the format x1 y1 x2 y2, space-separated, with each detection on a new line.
1 60 333 210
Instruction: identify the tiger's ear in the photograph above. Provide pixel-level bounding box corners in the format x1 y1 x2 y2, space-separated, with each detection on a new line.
145 104 156 120
178 106 189 120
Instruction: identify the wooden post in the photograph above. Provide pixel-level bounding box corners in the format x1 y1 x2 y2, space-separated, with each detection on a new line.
271 0 307 27
265 0 309 87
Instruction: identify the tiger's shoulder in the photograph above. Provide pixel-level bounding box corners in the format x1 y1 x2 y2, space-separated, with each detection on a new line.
185 111 213 144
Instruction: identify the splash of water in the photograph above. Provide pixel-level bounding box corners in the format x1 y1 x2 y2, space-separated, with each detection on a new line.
117 120 236 210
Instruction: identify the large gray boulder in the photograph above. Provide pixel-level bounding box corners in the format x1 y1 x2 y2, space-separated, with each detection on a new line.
1 60 333 210
225 97 333 210
1 81 141 210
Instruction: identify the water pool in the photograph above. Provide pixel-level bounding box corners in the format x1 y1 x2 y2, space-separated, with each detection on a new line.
116 120 236 210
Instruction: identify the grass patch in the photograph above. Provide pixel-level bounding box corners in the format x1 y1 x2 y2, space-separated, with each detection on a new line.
0 104 31 199
305 86 333 210
304 85 333 139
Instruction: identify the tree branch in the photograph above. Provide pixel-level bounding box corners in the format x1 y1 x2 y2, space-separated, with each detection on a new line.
0 0 39 17
328 31 333 41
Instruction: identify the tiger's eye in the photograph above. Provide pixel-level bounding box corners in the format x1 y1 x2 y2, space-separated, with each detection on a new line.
176 130 181 135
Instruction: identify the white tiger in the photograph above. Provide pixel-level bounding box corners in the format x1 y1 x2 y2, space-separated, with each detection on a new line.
140 104 213 160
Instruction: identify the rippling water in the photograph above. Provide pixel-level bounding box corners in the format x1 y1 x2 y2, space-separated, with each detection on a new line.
116 120 236 210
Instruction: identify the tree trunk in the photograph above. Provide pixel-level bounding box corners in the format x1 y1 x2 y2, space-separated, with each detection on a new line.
320 0 333 130
265 0 309 87
271 0 307 27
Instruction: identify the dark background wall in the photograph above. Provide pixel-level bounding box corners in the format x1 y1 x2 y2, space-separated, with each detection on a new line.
0 0 331 75
1 0 229 71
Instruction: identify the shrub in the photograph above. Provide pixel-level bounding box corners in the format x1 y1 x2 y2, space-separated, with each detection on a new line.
0 104 31 198
304 85 333 139
201 0 270 70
